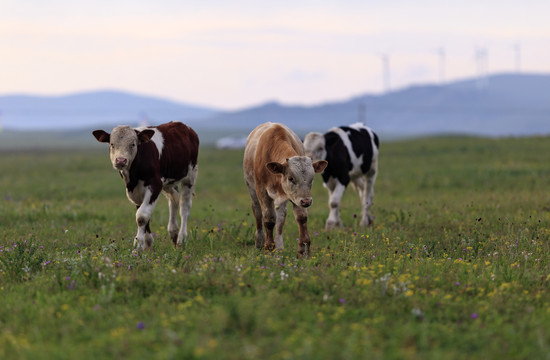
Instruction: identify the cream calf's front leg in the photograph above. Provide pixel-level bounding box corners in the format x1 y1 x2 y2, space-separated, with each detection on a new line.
293 205 311 258
274 198 288 250
134 188 159 251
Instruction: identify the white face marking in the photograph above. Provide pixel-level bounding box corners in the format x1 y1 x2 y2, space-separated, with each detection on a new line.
281 156 316 207
109 126 139 171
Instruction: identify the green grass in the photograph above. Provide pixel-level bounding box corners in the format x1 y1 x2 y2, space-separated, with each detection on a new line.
1 136 550 359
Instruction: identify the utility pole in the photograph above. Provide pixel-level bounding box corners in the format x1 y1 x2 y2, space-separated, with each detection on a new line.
475 47 489 89
358 101 366 123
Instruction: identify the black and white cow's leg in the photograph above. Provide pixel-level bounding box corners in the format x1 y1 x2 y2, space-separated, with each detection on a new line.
163 187 180 245
134 190 160 251
352 176 371 227
364 162 378 226
177 164 198 247
324 177 345 230
274 199 288 249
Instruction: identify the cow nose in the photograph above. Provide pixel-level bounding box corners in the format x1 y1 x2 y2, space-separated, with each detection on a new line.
115 157 127 167
300 198 312 208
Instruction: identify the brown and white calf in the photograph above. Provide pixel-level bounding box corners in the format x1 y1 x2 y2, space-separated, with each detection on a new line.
93 121 199 250
304 122 379 230
243 122 327 257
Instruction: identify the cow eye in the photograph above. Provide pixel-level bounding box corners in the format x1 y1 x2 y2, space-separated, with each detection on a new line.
288 177 296 184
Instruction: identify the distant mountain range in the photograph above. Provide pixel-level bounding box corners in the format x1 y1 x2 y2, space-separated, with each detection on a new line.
1 73 549 144
199 73 550 139
0 90 218 130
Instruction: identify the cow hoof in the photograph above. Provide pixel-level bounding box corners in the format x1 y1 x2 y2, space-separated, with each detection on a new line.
255 232 265 249
264 243 276 252
170 234 178 246
361 215 375 227
297 243 310 258
133 237 146 251
144 234 154 250
325 221 342 231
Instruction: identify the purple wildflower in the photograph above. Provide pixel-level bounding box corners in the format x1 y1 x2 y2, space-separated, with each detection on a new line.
136 322 145 330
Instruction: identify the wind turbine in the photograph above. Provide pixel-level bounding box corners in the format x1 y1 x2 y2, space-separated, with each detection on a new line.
475 46 489 89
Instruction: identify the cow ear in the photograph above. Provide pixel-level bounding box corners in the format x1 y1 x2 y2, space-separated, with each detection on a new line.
266 162 286 175
92 130 110 143
137 129 155 143
312 160 328 173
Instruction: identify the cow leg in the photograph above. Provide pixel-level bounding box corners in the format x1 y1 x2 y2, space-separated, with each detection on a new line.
293 205 311 258
163 187 180 245
246 181 265 249
134 191 159 251
260 194 276 252
351 176 370 227
274 199 288 249
177 164 198 247
364 163 378 226
325 178 346 230
144 221 154 249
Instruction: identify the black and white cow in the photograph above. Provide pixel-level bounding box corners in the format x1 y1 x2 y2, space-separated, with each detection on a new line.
304 123 379 230
93 121 199 250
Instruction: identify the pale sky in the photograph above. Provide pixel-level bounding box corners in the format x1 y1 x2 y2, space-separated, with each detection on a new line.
1 0 549 110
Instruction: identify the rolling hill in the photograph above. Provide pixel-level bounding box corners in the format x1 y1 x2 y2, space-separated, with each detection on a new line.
196 73 550 139
0 90 218 130
0 73 549 147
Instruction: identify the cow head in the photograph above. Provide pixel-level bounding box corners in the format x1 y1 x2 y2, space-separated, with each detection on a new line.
303 132 327 162
266 156 328 208
92 126 155 171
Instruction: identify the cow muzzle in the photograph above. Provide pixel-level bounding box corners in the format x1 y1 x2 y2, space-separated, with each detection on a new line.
114 157 128 169
300 197 313 208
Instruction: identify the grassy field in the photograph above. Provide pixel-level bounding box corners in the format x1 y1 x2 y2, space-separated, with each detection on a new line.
1 135 550 359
